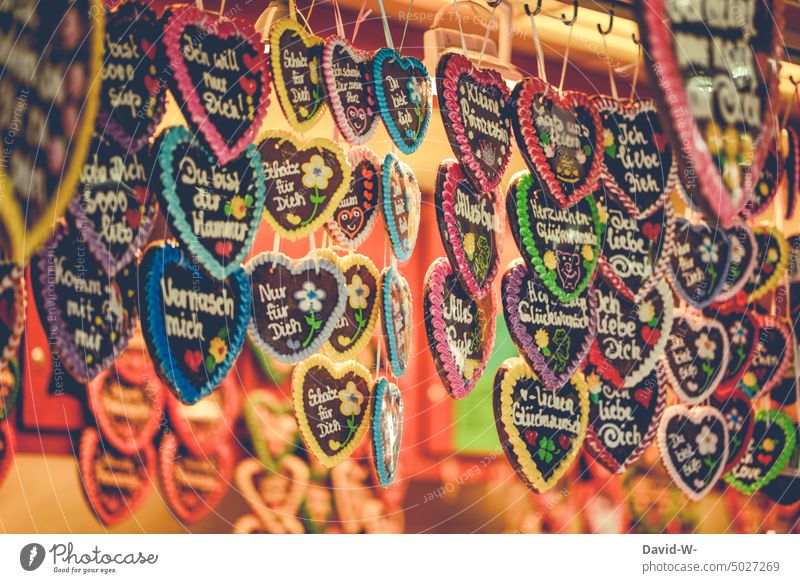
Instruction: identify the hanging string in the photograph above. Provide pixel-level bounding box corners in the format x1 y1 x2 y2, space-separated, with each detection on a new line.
376 0 395 50
629 34 642 101
558 25 574 95
451 0 469 56
351 0 371 44
332 0 345 39
528 9 547 83
272 232 281 254
601 34 619 101
399 0 415 53
477 5 498 69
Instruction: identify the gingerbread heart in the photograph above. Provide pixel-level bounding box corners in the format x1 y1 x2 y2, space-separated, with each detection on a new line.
258 130 351 241
159 432 233 524
785 128 799 220
593 97 676 218
742 144 783 219
269 18 327 131
507 171 602 302
662 309 730 405
724 409 796 495
78 428 155 526
657 405 729 501
435 160 501 299
743 226 788 302
292 354 373 468
154 125 266 279
0 262 24 373
322 36 379 144
0 360 20 422
493 358 588 493
381 266 413 378
235 455 308 534
502 258 595 393
372 48 431 155
710 388 755 473
715 221 758 304
739 316 792 399
436 52 512 192
510 78 603 208
245 251 346 364
383 153 421 262
139 240 250 404
372 377 404 488
326 147 382 250
668 217 732 309
0 421 15 487
424 257 496 399
163 5 270 165
243 389 298 471
708 302 761 394
636 0 783 227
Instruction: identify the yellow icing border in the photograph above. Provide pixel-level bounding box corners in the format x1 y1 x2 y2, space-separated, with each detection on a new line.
747 225 789 303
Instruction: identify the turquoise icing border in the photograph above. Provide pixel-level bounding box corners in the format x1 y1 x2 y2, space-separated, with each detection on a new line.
382 153 418 262
371 377 403 488
382 265 410 377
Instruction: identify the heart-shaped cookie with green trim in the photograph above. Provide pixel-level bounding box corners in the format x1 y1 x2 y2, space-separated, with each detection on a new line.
243 389 298 471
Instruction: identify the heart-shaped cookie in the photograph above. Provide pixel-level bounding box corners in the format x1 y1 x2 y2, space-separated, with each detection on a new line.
292 354 373 468
507 171 602 302
668 217 732 309
78 428 155 526
383 153 421 262
710 388 755 473
372 48 432 155
326 147 382 250
742 144 783 219
493 357 588 493
0 360 20 422
159 432 233 524
258 130 351 240
424 257 496 399
435 160 501 299
372 377 404 488
743 226 788 302
724 409 797 495
98 0 166 152
86 367 165 456
636 0 783 227
657 405 729 501
436 52 512 192
590 278 674 389
139 240 251 404
0 0 103 263
510 77 603 208
502 258 595 393
715 221 758 304
235 455 308 534
381 266 413 378
662 309 730 405
739 316 792 399
0 421 15 487
269 18 327 131
785 128 799 220
708 302 761 394
593 97 676 218
245 251 347 364
154 125 266 279
0 262 24 373
243 389 298 472
599 189 675 302
583 360 666 474
322 36 379 144
163 5 270 165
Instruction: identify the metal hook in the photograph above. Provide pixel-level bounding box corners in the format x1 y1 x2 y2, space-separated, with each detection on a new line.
486 0 504 6
598 1 615 35
790 75 800 88
524 0 542 16
561 0 578 26
632 31 641 46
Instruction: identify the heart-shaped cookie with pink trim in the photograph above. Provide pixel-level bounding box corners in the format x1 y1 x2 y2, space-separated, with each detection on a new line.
715 221 758 304
739 316 792 399
710 387 755 473
708 302 761 394
743 226 788 302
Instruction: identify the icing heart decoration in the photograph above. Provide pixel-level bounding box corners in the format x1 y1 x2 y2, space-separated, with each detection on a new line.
0 360 20 422
292 354 373 468
243 389 298 472
510 77 604 208
710 388 755 473
269 18 327 131
785 127 799 220
322 36 379 144
590 278 675 389
593 97 677 218
742 144 783 219
583 360 666 474
383 153 421 262
372 48 432 154
245 251 346 364
0 0 103 263
506 171 602 302
436 53 513 192
163 5 270 165
78 428 155 526
326 147 382 251
724 409 797 495
636 0 783 227
235 455 308 534
372 377 404 488
98 0 166 152
0 261 24 373
662 309 730 405
86 366 165 456
502 258 595 393
0 422 15 487
258 130 351 240
435 160 501 299
382 266 413 378
424 257 497 399
657 405 729 501
715 221 758 304
743 226 788 302
668 217 732 309
154 126 266 279
493 357 588 493
738 316 792 399
159 432 234 524
708 302 761 394
599 189 675 302
139 240 251 404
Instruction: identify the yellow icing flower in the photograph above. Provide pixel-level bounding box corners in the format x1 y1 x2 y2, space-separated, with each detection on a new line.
535 329 549 349
742 371 757 387
581 244 594 261
596 203 608 225
603 128 614 148
586 373 601 394
346 274 370 310
463 232 476 258
229 195 247 220
338 381 364 416
543 250 557 270
463 358 478 380
639 301 655 323
302 154 334 190
309 57 319 85
762 438 776 452
210 337 228 364
767 248 778 263
706 122 723 156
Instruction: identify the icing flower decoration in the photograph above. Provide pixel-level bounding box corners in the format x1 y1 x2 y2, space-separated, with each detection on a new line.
596 203 608 225
309 57 320 85
463 232 476 258
696 425 719 456
706 122 723 156
535 329 549 349
727 409 743 432
581 244 594 262
338 381 364 416
543 250 557 270
603 128 615 150
762 438 776 452
209 336 228 365
407 77 423 105
301 154 334 190
346 274 370 310
294 281 326 313
741 371 757 388
699 237 719 264
695 333 717 361
730 322 748 345
638 300 655 323
767 248 779 263
463 358 478 379
227 195 248 220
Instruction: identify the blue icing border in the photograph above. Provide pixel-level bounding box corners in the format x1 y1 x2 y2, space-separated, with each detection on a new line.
382 153 418 262
157 126 266 281
372 47 431 155
371 377 403 488
142 241 252 404
381 265 410 377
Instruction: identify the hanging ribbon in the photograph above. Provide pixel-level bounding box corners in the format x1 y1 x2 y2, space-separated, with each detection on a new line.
528 8 547 83
376 0 395 50
352 0 371 44
558 25 574 95
399 0 416 53
477 5 498 69
451 0 469 56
